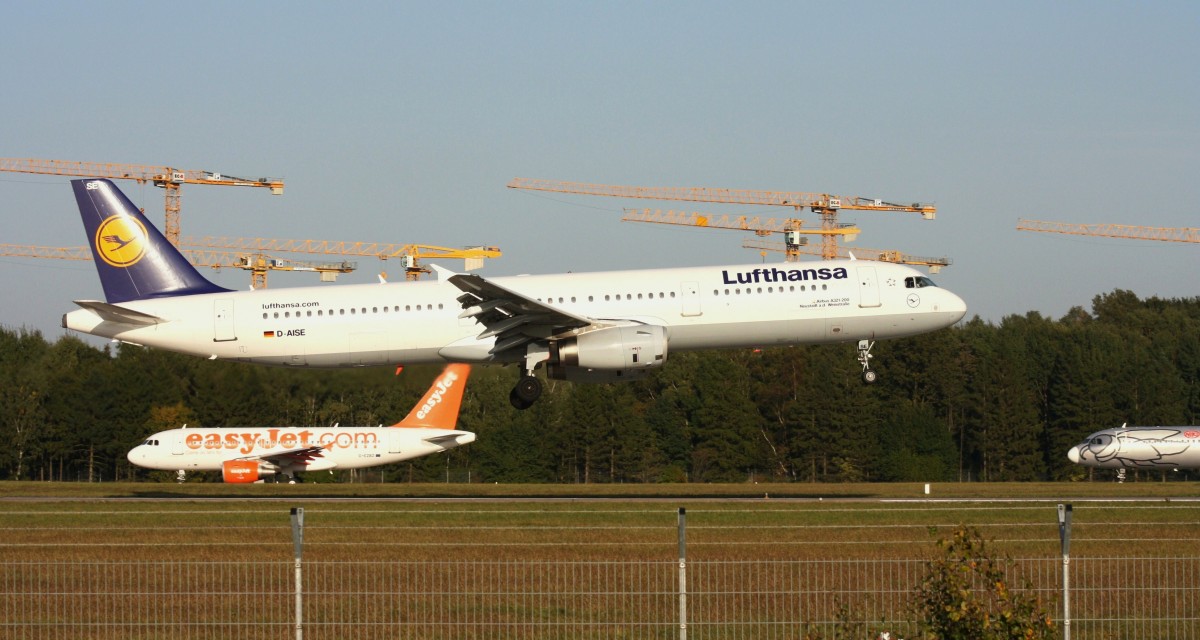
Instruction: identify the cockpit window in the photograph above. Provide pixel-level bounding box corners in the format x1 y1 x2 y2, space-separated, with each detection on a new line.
905 276 937 289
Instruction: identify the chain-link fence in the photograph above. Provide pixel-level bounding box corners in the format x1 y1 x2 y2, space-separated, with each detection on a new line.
2 500 1198 638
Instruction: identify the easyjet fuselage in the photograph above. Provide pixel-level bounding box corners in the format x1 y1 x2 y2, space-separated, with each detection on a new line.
64 261 966 367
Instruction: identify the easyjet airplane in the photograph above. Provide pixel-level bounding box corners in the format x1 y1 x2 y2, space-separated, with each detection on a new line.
127 363 474 483
63 179 967 409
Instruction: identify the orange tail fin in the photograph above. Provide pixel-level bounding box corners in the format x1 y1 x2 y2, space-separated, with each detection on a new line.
392 364 471 429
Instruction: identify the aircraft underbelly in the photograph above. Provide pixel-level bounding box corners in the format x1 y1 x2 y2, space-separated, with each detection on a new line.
669 310 955 350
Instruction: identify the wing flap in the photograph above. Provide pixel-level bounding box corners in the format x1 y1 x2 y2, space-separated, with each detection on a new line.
447 273 595 360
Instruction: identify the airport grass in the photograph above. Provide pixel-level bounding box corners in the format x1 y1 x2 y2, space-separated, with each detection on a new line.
3 481 1197 638
2 481 1196 562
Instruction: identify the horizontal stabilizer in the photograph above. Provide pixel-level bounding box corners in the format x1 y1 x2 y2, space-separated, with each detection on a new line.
423 432 467 445
73 300 164 326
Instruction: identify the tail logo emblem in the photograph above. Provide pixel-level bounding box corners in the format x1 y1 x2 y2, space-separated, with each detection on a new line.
94 216 148 268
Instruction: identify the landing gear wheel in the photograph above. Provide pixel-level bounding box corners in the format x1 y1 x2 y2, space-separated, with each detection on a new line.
509 388 533 410
510 375 542 410
862 369 878 384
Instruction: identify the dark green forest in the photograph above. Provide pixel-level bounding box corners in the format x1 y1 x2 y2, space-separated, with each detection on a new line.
2 289 1197 484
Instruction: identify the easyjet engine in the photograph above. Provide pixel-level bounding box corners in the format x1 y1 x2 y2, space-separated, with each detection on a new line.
546 324 668 383
222 460 276 483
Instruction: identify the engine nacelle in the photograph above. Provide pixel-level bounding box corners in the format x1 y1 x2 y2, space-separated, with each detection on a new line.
221 460 274 483
547 324 667 382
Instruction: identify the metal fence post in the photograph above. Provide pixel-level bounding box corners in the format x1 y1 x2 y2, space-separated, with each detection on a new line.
291 507 305 640
1058 503 1072 640
678 507 687 640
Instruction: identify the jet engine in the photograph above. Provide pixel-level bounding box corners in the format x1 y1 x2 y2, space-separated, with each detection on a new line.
546 324 667 383
221 460 275 483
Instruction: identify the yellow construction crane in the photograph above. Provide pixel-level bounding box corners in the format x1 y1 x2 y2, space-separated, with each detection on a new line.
178 237 502 281
0 158 284 245
743 238 953 273
183 251 356 289
621 208 860 262
1017 219 1200 243
508 177 936 259
2 235 500 287
0 244 355 289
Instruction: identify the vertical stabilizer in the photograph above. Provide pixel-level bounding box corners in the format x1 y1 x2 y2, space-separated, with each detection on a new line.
393 364 471 429
72 179 229 303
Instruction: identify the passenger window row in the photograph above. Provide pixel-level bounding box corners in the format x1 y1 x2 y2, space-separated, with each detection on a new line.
263 303 445 320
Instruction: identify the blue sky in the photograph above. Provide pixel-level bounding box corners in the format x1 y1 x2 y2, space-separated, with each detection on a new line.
1 1 1197 339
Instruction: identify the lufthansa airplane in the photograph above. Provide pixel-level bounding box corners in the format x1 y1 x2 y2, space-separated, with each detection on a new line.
62 179 967 409
128 363 474 483
1068 424 1200 472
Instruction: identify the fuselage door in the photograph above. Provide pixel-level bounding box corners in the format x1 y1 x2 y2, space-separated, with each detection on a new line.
681 281 701 317
214 299 237 342
171 433 185 456
857 267 881 308
388 430 404 454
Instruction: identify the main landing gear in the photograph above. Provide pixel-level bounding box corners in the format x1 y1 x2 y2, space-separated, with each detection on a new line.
510 375 543 410
510 344 549 410
857 339 877 384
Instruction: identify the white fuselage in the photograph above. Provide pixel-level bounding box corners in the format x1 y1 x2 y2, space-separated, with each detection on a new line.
127 426 475 472
1067 427 1200 469
66 260 966 367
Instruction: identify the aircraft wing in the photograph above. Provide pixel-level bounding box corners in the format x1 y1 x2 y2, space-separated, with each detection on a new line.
238 445 328 466
448 273 594 358
72 300 164 326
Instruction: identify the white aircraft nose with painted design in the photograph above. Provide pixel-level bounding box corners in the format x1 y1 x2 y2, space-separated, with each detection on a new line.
127 364 473 483
63 179 967 409
1068 424 1200 470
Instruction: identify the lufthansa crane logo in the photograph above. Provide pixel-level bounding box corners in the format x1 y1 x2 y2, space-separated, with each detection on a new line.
94 216 148 268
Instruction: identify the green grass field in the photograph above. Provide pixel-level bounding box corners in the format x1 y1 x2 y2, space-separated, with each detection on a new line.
3 481 1197 638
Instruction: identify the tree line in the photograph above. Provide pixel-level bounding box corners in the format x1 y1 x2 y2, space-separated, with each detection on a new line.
1 289 1197 484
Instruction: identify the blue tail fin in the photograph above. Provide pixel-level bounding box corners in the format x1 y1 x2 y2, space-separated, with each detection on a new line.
72 179 230 303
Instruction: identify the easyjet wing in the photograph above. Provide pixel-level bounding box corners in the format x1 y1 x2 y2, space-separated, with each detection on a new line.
72 300 164 326
240 445 330 467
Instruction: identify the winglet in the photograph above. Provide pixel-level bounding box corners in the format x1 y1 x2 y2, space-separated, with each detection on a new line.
431 264 457 281
393 364 471 429
72 179 230 303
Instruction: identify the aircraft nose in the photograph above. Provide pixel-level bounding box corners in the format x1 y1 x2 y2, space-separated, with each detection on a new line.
946 290 968 323
127 447 141 464
1067 446 1081 464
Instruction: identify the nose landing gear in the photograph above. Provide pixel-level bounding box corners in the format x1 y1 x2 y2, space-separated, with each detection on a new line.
857 340 877 384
